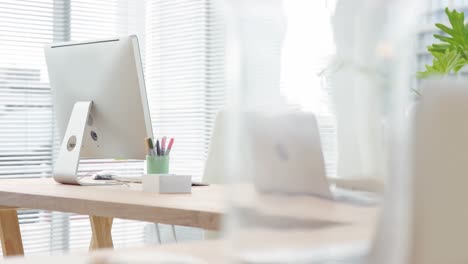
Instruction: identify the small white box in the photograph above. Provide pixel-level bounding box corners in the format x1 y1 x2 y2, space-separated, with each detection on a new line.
142 174 192 194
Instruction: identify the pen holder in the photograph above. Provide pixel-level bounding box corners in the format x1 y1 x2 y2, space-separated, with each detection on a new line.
146 155 170 174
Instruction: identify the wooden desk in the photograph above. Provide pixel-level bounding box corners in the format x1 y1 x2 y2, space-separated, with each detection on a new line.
0 178 378 257
2 224 376 263
0 178 223 256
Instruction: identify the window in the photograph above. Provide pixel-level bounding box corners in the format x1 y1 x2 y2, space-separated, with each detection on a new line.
0 0 219 255
1 0 339 256
145 0 225 180
281 0 337 177
1 0 59 254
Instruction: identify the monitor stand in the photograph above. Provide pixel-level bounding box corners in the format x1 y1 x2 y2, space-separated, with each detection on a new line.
52 101 92 185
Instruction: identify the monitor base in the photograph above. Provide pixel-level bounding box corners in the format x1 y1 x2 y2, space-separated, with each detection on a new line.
53 101 92 185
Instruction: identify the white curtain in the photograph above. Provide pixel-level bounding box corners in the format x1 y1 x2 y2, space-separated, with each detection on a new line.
280 0 338 177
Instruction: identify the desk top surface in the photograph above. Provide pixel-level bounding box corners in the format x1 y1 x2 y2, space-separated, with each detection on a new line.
0 178 379 230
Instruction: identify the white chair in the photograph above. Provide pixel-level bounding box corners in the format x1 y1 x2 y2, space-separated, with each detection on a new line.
371 80 468 264
408 81 468 264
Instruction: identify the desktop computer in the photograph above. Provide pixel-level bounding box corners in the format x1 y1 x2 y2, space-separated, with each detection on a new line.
44 35 153 185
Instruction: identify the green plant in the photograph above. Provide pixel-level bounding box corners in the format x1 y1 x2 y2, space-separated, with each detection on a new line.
418 8 468 78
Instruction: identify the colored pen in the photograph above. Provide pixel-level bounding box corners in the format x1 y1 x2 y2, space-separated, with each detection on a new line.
165 138 174 156
145 138 151 156
155 139 161 156
161 136 167 156
145 137 155 156
148 138 156 156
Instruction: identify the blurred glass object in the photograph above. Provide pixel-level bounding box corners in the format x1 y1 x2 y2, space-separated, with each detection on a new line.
223 0 425 263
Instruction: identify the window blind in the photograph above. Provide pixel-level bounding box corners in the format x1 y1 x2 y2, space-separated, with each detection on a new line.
0 0 220 255
0 0 153 255
145 0 225 181
0 0 55 179
1 0 61 255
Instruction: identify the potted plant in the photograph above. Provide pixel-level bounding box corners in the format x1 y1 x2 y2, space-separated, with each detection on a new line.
418 8 468 79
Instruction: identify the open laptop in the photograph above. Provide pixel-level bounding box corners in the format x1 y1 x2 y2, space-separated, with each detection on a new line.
203 111 373 263
204 111 378 205
244 112 333 198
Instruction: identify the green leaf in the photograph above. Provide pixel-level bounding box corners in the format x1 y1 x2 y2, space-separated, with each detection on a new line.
434 34 461 47
428 43 451 54
433 8 468 54
418 8 468 79
435 23 455 36
417 49 466 78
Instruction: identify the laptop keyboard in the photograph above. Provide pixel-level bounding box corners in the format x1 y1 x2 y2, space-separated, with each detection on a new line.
238 243 369 264
332 187 381 206
310 254 366 264
307 242 368 264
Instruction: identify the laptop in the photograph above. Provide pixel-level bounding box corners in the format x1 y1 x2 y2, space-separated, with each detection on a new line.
204 111 378 205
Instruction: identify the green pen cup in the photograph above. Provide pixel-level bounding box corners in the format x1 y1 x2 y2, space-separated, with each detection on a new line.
146 155 170 174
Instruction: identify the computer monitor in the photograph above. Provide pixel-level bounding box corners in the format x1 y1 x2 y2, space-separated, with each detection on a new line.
44 35 153 185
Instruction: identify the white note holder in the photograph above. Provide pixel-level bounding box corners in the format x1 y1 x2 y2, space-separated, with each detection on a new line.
142 174 192 194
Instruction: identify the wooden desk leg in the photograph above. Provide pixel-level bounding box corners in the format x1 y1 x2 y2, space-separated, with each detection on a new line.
0 208 24 256
89 216 113 250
